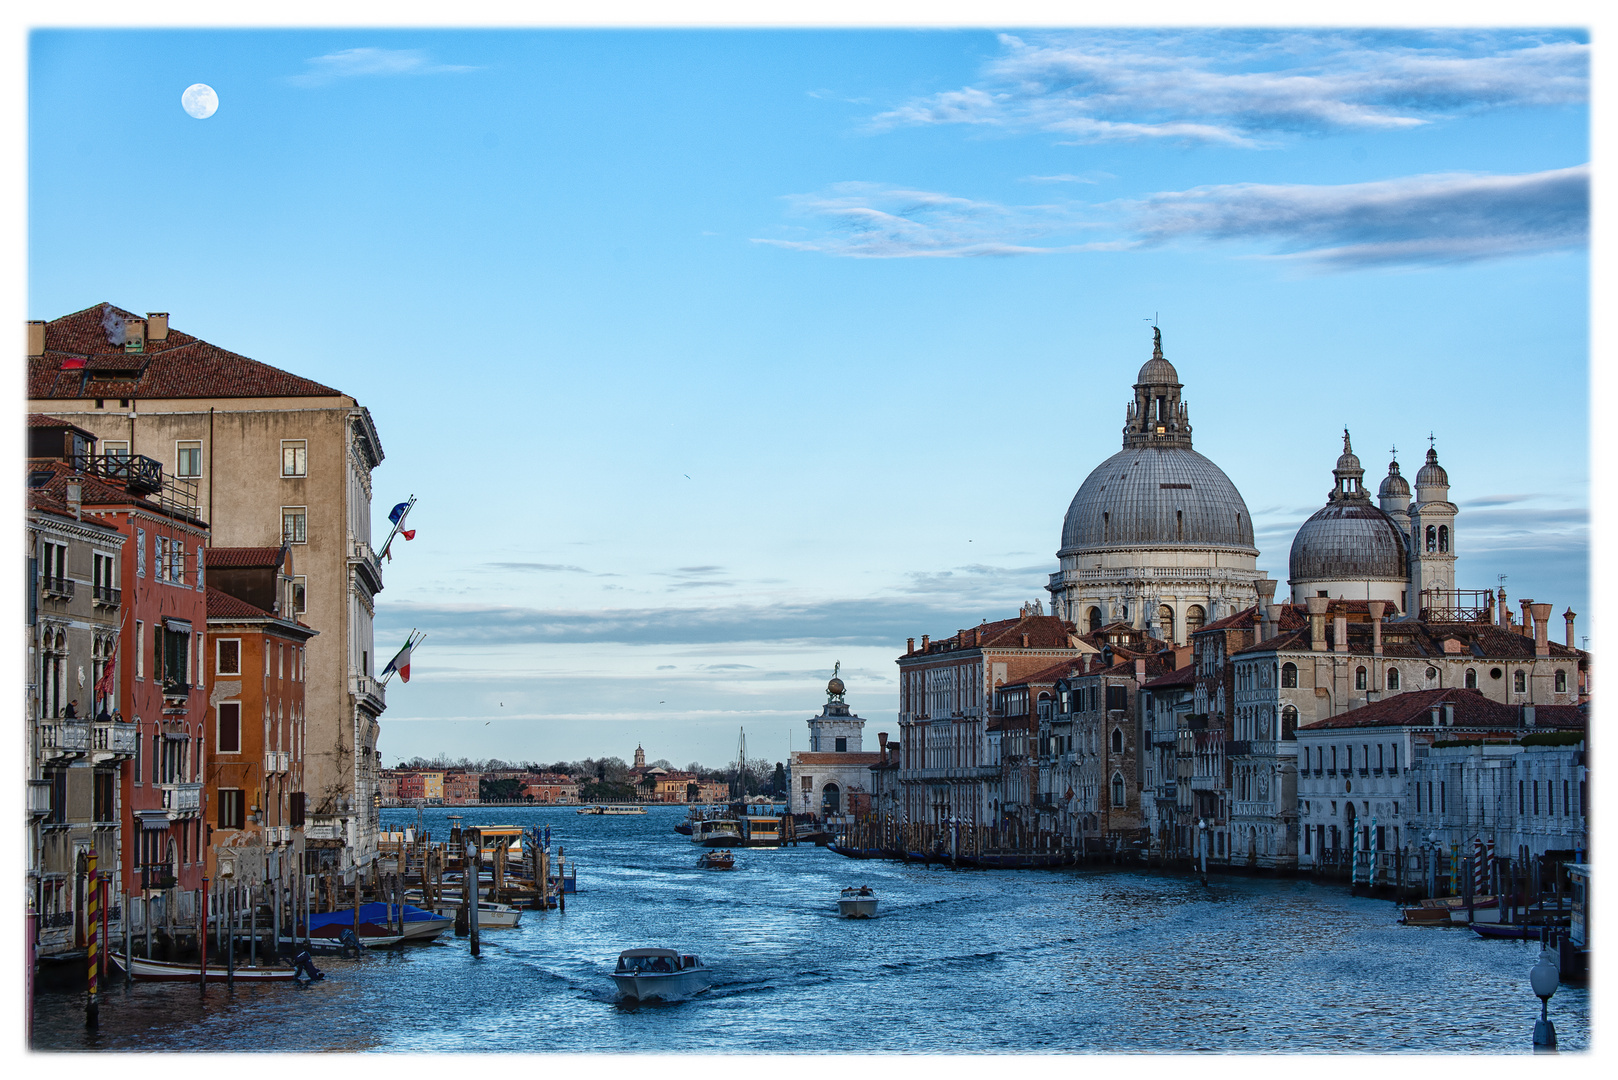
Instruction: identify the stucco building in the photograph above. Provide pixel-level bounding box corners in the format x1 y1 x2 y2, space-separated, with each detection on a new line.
29 304 389 873
789 668 882 820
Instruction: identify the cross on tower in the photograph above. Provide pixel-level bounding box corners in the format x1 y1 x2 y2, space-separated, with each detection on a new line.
1428 432 1437 450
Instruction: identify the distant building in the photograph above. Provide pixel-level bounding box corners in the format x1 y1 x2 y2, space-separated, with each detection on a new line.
788 667 881 820
442 770 481 805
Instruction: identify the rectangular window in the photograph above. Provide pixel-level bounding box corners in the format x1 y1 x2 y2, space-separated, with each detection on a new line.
281 440 307 477
161 627 189 688
133 729 142 786
291 576 307 615
218 788 245 830
1533 781 1540 815
135 621 144 679
217 639 241 676
289 791 306 827
172 540 186 585
1519 780 1525 814
1440 781 1446 814
282 507 307 545
93 770 116 823
176 441 202 479
102 440 129 459
154 536 166 582
1563 780 1570 817
217 702 241 754
195 546 204 591
1415 782 1421 813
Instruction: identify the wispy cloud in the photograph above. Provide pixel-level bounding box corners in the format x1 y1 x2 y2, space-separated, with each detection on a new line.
872 31 1587 145
288 47 478 88
753 181 1125 259
759 166 1586 268
489 562 590 574
1126 165 1589 268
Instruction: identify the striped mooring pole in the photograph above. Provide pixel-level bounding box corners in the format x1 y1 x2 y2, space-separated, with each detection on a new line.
85 849 100 1031
1473 839 1488 897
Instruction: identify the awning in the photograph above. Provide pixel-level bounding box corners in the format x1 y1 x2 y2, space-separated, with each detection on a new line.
139 816 171 831
164 617 192 633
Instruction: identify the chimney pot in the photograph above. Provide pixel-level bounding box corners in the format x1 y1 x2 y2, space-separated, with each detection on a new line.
1307 596 1329 651
1368 601 1386 657
1333 611 1349 653
1520 599 1534 637
1020 633 1030 648
907 637 915 655
146 312 169 341
1530 603 1552 657
1443 703 1454 726
921 635 929 650
1564 609 1577 649
27 320 46 358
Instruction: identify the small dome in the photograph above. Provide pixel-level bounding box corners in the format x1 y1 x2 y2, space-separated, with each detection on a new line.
1137 355 1179 385
1378 459 1409 499
1289 501 1410 584
1416 446 1448 489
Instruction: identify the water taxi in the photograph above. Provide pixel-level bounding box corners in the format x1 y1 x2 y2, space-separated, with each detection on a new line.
838 886 878 919
577 804 647 815
610 948 713 1001
693 817 743 847
741 816 782 847
698 850 735 870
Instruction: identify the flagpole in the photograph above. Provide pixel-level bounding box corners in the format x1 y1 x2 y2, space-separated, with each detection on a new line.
378 495 417 561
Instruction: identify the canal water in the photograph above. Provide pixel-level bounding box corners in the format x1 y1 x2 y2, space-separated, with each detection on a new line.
32 805 1590 1053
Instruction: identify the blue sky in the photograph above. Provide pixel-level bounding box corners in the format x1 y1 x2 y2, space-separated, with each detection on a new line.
27 26 1590 770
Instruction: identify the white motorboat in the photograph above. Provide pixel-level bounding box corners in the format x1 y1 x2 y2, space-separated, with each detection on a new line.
578 804 647 815
610 948 713 1001
693 818 742 847
838 886 878 919
427 898 523 929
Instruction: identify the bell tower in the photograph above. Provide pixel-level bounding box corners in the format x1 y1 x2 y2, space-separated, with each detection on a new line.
1409 439 1458 610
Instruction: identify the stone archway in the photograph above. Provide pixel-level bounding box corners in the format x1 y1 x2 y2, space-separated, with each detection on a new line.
821 783 841 816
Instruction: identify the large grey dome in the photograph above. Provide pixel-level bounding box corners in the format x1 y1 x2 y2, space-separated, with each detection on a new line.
1060 446 1257 554
1289 502 1409 583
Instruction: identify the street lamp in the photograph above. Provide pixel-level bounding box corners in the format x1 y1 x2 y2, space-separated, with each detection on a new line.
1530 953 1559 1052
1197 818 1208 885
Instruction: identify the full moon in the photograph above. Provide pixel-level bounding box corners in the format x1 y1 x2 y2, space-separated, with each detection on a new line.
181 83 218 120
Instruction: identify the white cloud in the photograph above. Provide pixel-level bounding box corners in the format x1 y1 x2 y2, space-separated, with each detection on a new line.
872 31 1587 145
288 47 478 88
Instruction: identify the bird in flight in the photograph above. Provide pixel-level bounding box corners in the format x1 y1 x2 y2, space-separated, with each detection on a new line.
684 474 690 479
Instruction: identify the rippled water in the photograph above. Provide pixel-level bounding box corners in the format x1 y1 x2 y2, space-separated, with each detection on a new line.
32 806 1589 1053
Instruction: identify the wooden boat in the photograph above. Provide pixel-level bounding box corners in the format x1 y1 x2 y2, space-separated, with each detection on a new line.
838 886 878 919
958 851 1072 869
610 948 712 1002
1472 923 1553 941
1400 907 1453 926
698 850 735 870
827 842 887 860
111 951 297 982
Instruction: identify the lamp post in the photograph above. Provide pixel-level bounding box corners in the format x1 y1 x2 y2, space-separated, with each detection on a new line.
1197 818 1208 886
1530 954 1558 1052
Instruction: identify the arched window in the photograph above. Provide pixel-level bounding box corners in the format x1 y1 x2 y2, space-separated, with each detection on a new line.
1555 669 1567 694
1087 607 1102 633
1387 667 1400 690
1425 666 1438 685
1111 727 1124 754
1426 525 1437 552
1157 605 1175 641
1465 668 1477 690
1355 666 1367 690
1110 773 1126 809
1438 525 1449 553
1281 662 1298 688
1281 705 1297 741
821 783 840 815
1185 605 1206 635
1514 670 1526 693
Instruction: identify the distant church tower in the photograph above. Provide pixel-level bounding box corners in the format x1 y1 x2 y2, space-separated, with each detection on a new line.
633 744 646 769
1408 442 1458 608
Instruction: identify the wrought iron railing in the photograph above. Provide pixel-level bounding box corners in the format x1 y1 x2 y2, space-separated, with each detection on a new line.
42 577 75 600
92 584 121 606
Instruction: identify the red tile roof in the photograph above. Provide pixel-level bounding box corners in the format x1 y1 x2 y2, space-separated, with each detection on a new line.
28 412 86 429
24 459 170 517
1297 687 1586 731
30 303 343 401
206 587 276 621
207 546 286 569
1142 665 1197 690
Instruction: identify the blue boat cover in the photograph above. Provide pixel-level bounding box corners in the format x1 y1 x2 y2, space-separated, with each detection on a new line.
306 902 441 930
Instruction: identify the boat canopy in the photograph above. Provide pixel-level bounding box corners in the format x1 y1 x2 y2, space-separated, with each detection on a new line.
618 947 680 959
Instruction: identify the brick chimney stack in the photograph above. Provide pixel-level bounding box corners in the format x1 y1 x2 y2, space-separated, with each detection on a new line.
1368 601 1385 657
1307 596 1329 652
27 320 45 357
1530 603 1552 657
1565 609 1577 648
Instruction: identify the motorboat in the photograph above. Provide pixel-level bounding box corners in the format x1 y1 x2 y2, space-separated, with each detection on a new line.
282 921 409 951
307 902 452 943
426 898 523 928
693 818 742 847
698 850 735 870
610 948 712 1001
111 951 298 982
578 805 646 815
475 827 525 862
838 886 878 919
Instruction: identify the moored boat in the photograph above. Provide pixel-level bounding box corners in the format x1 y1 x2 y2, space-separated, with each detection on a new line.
694 818 742 847
111 951 298 982
838 886 878 919
307 902 452 942
426 899 523 928
610 948 713 1001
578 804 647 815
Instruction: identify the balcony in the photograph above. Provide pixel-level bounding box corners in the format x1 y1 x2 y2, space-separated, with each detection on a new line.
140 862 177 891
348 537 384 594
40 719 90 762
160 782 202 814
265 750 291 774
92 584 121 608
350 674 386 714
90 720 138 762
27 779 52 819
42 577 75 601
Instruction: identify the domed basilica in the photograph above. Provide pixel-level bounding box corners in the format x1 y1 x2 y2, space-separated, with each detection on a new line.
1046 329 1266 643
1046 330 1458 637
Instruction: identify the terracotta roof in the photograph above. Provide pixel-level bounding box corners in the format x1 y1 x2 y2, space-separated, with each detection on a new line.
1233 616 1586 662
24 459 168 517
207 546 286 569
792 752 882 765
1142 665 1197 690
29 303 342 401
206 587 276 621
28 412 89 429
1296 687 1586 731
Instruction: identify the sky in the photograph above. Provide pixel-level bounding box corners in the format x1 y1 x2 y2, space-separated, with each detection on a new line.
25 23 1592 772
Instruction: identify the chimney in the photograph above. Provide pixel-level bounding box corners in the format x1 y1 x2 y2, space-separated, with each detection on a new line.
65 481 82 520
1021 633 1029 648
1333 609 1349 653
1520 599 1534 638
1368 601 1385 656
1135 657 1146 686
27 320 45 358
1443 703 1454 726
1254 579 1277 639
878 731 889 763
921 635 929 650
1497 587 1509 628
1523 704 1536 727
906 637 914 655
1530 603 1552 657
1564 609 1577 649
1307 596 1329 652
146 312 169 341
1430 707 1441 727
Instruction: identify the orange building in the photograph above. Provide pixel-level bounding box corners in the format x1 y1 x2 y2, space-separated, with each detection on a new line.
203 550 316 878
